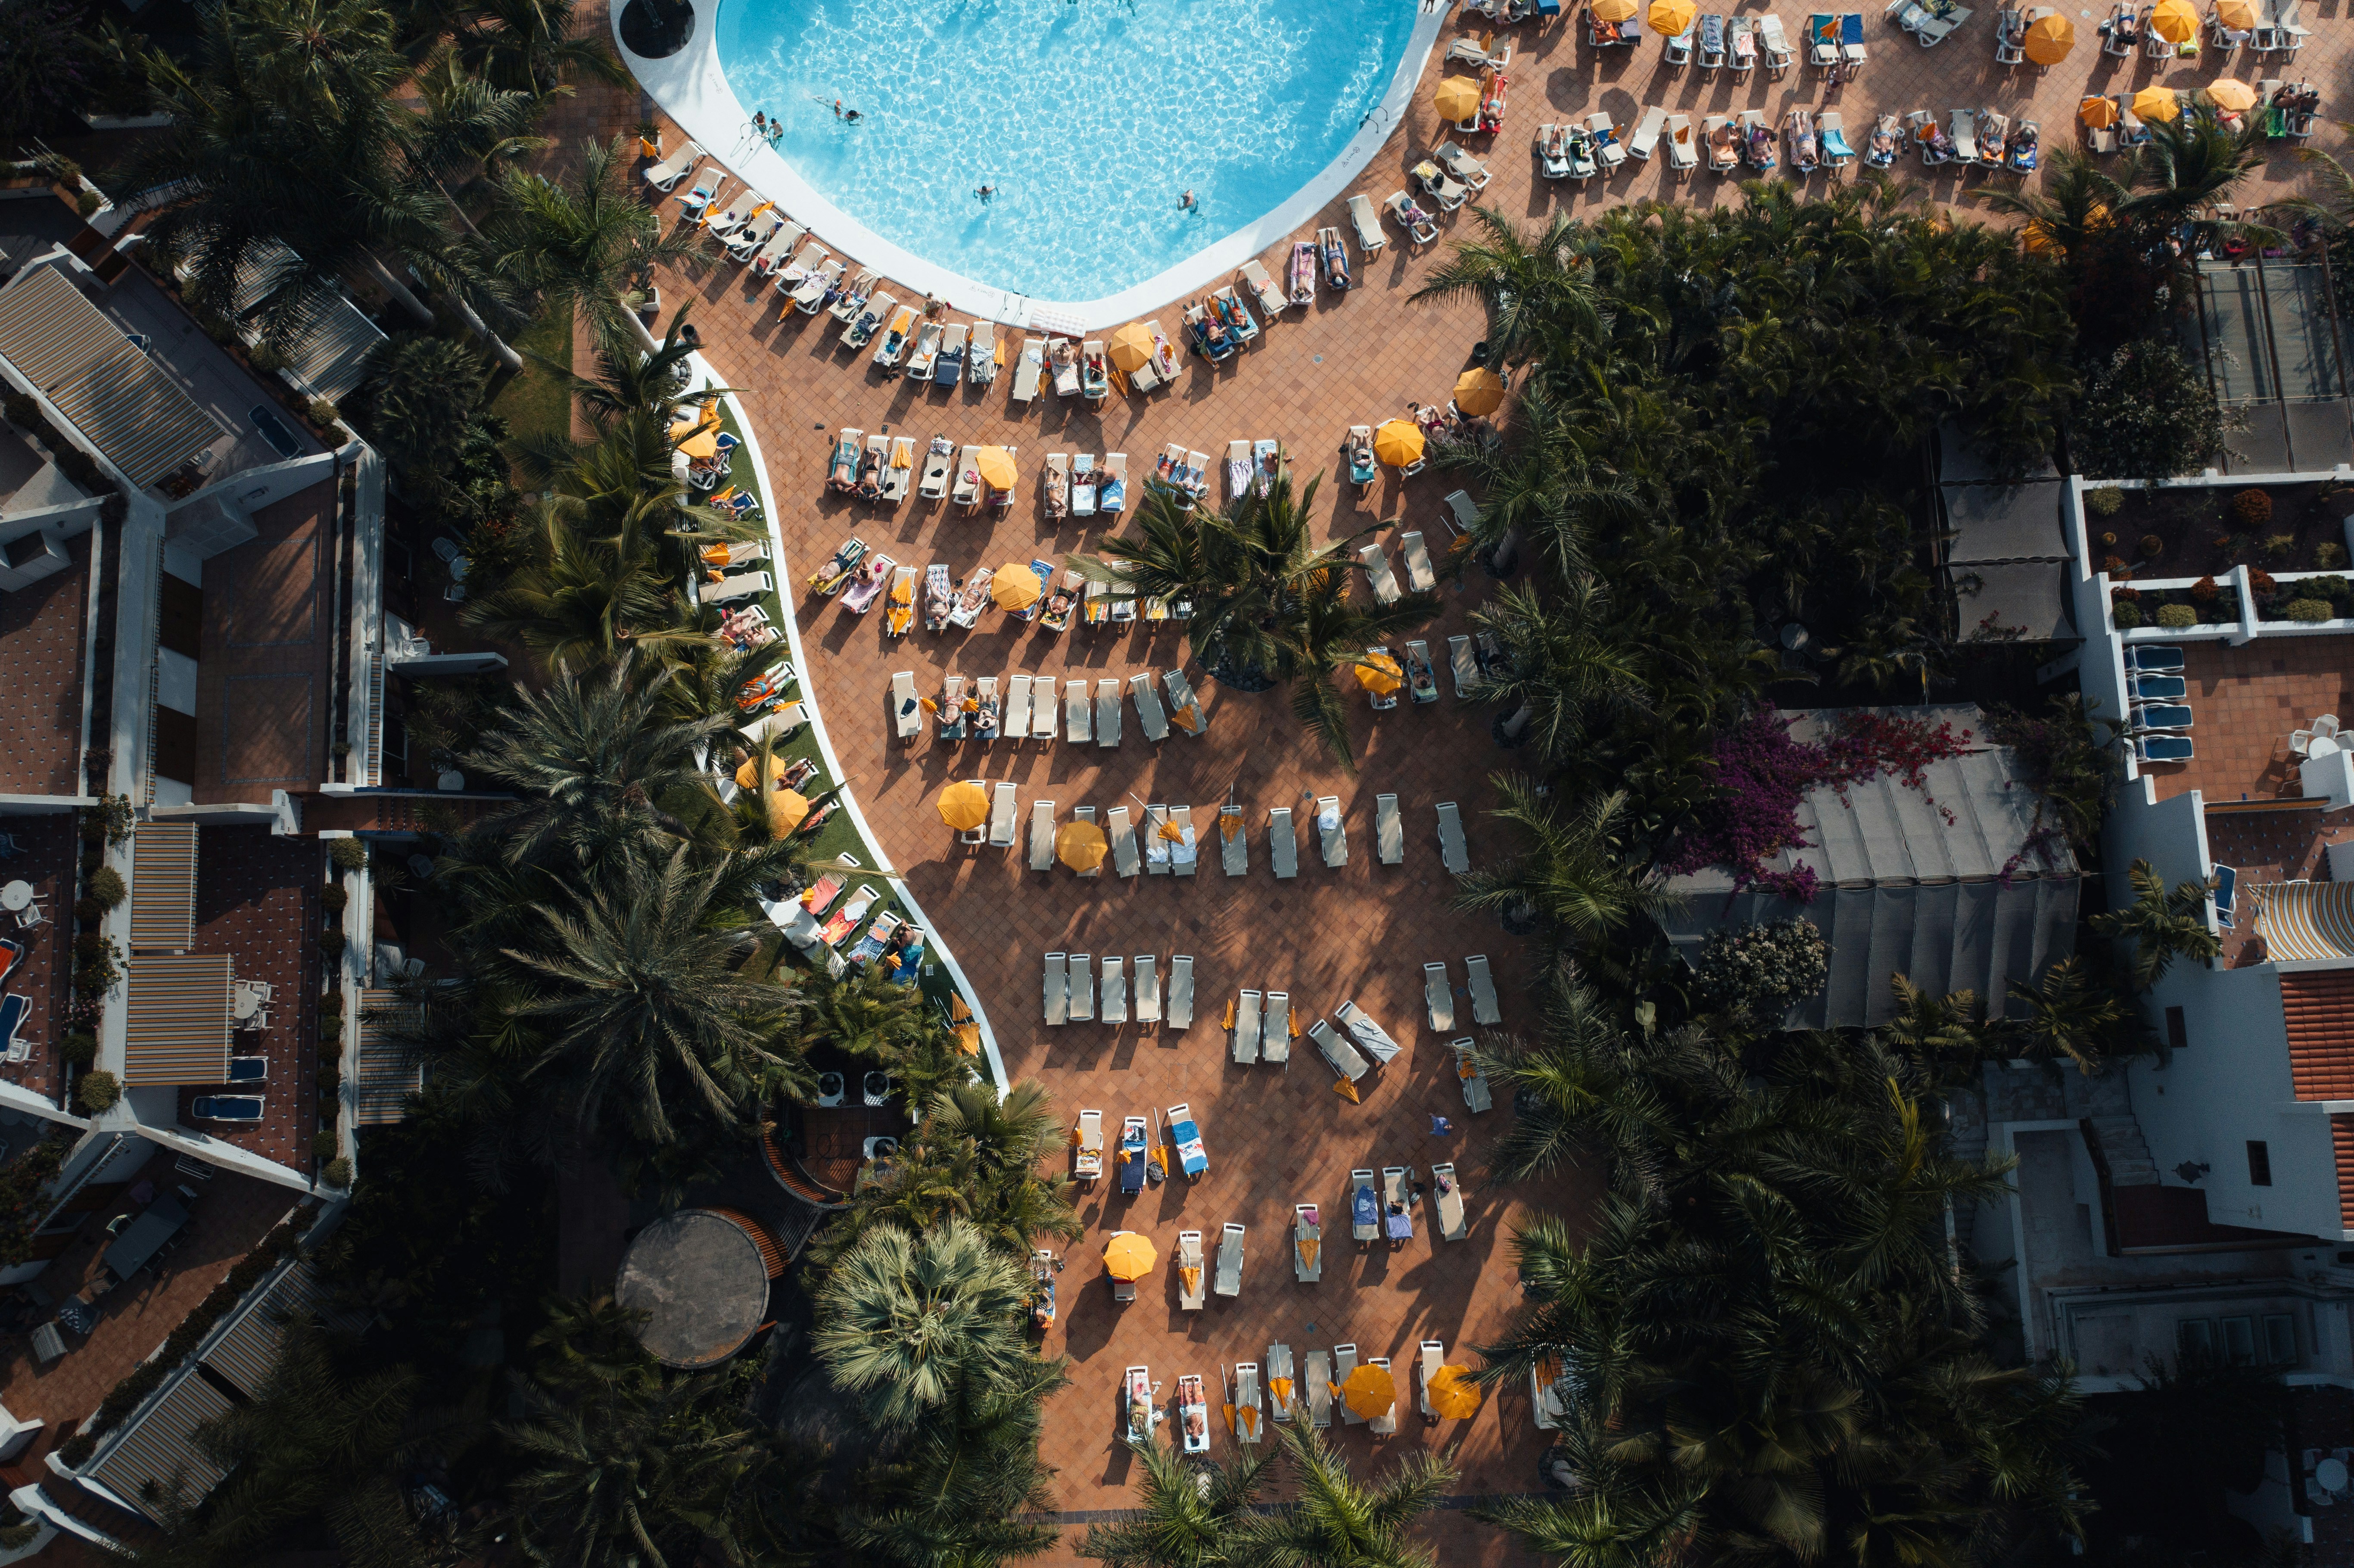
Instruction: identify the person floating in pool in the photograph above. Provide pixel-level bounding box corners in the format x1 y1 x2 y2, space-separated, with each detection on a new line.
1178 189 1196 211
976 184 996 202
831 98 863 124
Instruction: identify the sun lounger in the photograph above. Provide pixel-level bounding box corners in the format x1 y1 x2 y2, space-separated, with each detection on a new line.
641 139 704 192
891 671 922 741
1239 257 1287 317
965 317 996 385
723 209 782 262
915 436 953 501
1358 544 1403 605
1317 796 1347 867
706 571 771 605
1234 1363 1264 1444
1213 1223 1244 1296
1234 989 1263 1064
1270 806 1298 879
1414 159 1470 211
1295 1205 1322 1282
1315 1020 1371 1081
937 675 967 741
987 782 1018 848
1169 1102 1208 1179
1171 806 1198 877
1414 1341 1448 1422
1435 141 1492 191
828 266 876 320
1263 992 1291 1064
1339 1002 1402 1065
1032 676 1058 743
1178 1230 1206 1310
1095 677 1121 748
949 445 981 508
1703 114 1739 171
1027 798 1057 871
949 567 994 629
1169 955 1195 1030
1101 451 1128 513
1012 335 1044 403
1119 1118 1149 1195
2135 734 2194 763
1431 1163 1469 1241
1137 955 1161 1025
1102 957 1127 1024
1071 804 1100 879
1271 1341 1298 1421
1004 675 1033 741
1065 680 1091 744
1426 962 1455 1030
1395 529 1439 591
1217 806 1248 875
1446 636 1479 699
1627 103 1669 161
1384 191 1438 246
1068 954 1095 1021
1588 112 1627 170
1307 1350 1333 1428
794 258 843 314
1165 668 1204 735
1044 952 1068 1025
1436 802 1470 874
1335 1341 1363 1424
1074 1108 1102 1180
1109 805 1141 878
1364 1356 1398 1435
1467 953 1501 1024
1451 1039 1495 1112
842 291 897 352
1129 673 1169 741
1666 112 1698 170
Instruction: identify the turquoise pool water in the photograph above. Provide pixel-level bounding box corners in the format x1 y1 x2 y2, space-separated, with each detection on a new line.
713 0 1417 303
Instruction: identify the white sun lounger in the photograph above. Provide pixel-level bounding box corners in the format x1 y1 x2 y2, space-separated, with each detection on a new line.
1239 257 1287 317
1012 335 1044 403
1431 1163 1469 1240
1294 1206 1321 1282
950 445 981 507
1029 799 1056 871
1417 1341 1446 1418
1178 1230 1206 1310
1102 957 1127 1024
1065 680 1091 744
1376 794 1403 864
1233 989 1262 1064
1317 796 1347 867
1347 193 1386 253
1136 955 1161 1024
968 318 996 385
1437 802 1470 873
1359 544 1403 604
1045 952 1068 1025
1312 1019 1370 1081
1214 1223 1245 1297
1630 103 1669 159
1220 806 1248 875
987 782 1018 848
880 436 915 503
1171 806 1197 877
1095 678 1121 748
1143 804 1171 878
1004 675 1032 742
641 139 705 192
1334 1344 1363 1424
1270 1343 1295 1422
1270 807 1298 879
1397 535 1435 596
1454 1039 1493 1112
707 571 772 604
1307 1350 1333 1427
1263 992 1290 1064
1074 1108 1102 1180
1338 1001 1402 1064
1236 1363 1264 1444
1426 961 1454 1030
1165 668 1203 734
1365 1356 1398 1435
1108 805 1141 878
1169 955 1195 1030
1130 674 1169 741
1448 635 1478 696
1070 804 1100 878
1068 954 1095 1021
891 671 922 740
1468 954 1501 1025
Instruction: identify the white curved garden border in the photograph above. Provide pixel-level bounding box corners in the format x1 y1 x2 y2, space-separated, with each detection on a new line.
689 356 1009 1093
620 0 1449 333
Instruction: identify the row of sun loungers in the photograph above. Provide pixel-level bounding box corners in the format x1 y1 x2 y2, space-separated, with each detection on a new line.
1422 956 1505 1031
1046 954 1193 1028
891 669 1208 746
945 793 1467 877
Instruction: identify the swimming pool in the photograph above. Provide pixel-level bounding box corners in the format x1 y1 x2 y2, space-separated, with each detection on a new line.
703 0 1424 309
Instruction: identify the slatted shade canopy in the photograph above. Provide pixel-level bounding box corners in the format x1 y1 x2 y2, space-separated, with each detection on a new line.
123 953 233 1085
129 822 197 952
89 1370 233 1521
0 268 224 487
356 987 424 1125
202 1261 371 1396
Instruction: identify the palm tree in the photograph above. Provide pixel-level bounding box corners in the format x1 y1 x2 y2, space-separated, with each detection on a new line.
1079 1435 1275 1567
483 132 714 352
1472 971 1675 1189
1455 779 1675 954
2005 955 2139 1074
357 332 491 497
926 1080 1084 1257
1880 974 1990 1092
1407 207 1606 373
1242 1421 1455 1568
811 1219 1036 1432
838 1355 1067 1567
2091 856 2221 988
1275 572 1445 773
2117 107 2275 247
451 0 628 96
1466 579 1647 765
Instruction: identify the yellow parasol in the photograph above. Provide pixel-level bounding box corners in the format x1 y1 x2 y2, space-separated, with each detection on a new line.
2208 78 2257 112
991 565 1042 610
734 755 788 790
2078 95 2120 128
1433 78 1483 121
1180 1258 1202 1296
1340 1363 1396 1420
1218 811 1241 843
1648 0 1697 33
1103 1233 1156 1280
1298 1233 1320 1272
2148 0 2197 39
2131 84 2182 122
1157 818 1187 843
1270 1375 1294 1411
678 426 719 461
1427 1365 1483 1419
1356 653 1403 695
1107 321 1156 372
1056 820 1108 871
1453 366 1507 417
2023 11 2074 63
1372 419 1425 467
1223 1368 1237 1434
766 788 811 834
1593 0 1638 17
1333 1076 1361 1103
2216 0 2257 26
1172 704 1203 734
937 781 990 831
973 445 1017 489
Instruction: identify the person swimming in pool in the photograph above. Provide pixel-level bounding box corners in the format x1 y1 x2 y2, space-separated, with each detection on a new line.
1179 190 1196 210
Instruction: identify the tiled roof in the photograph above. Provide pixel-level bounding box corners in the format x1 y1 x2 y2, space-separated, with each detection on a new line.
2335 1117 2354 1231
2285 971 2354 1101
0 268 222 486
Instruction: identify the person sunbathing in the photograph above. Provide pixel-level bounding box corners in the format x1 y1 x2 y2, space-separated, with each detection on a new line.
1202 318 1231 352
1709 121 1739 156
1183 1409 1207 1439
1042 586 1075 622
1870 122 1898 158
1979 122 2005 162
2010 124 2038 165
974 699 999 735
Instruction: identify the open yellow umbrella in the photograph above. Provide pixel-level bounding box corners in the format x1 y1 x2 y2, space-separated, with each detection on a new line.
937 781 989 831
1427 1365 1484 1420
1453 366 1507 417
766 788 811 834
1341 1363 1396 1420
1433 78 1483 121
2078 95 2120 128
1593 0 1638 18
1356 653 1403 695
1103 1233 1156 1280
2148 0 2197 40
1648 0 1697 33
2215 0 2257 26
2132 85 2182 122
1372 420 1424 467
733 755 787 790
1107 321 1155 372
1056 820 1108 871
2208 78 2257 112
973 446 1017 489
991 565 1042 610
2023 12 2074 63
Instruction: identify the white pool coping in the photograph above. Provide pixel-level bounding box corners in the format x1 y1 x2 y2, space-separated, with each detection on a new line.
618 0 1451 333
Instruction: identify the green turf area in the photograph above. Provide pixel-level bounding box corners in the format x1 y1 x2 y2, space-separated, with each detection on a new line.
487 300 575 454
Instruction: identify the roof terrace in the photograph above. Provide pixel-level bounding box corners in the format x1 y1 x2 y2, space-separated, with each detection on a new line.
0 532 90 798
2145 638 2354 806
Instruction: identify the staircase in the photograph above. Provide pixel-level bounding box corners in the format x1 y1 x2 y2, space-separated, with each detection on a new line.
2070 1066 2162 1187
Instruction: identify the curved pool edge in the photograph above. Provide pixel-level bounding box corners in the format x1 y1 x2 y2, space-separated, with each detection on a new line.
620 0 1451 333
690 352 1011 1096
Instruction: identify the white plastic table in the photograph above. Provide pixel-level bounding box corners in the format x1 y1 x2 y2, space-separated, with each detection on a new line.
0 882 32 912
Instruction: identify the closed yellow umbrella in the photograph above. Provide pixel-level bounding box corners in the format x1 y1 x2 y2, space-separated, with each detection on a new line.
1648 0 1697 33
1333 1076 1361 1103
1453 366 1507 417
2132 85 2182 121
973 446 1017 489
766 788 811 834
991 565 1041 610
1372 419 1424 467
1340 1363 1396 1420
1103 1232 1156 1280
1427 1365 1484 1419
2208 78 2257 112
1356 652 1403 695
937 781 989 831
2023 12 2074 63
2216 0 2257 26
2078 95 2119 128
2148 0 2197 40
1433 78 1483 121
1593 0 1638 18
1107 321 1155 371
1056 820 1108 871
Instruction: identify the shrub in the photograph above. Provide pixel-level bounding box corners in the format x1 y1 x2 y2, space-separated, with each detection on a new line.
2191 576 2220 602
75 1070 118 1113
2139 534 2165 559
318 1014 343 1043
321 1157 352 1189
2319 541 2349 569
0 393 32 427
60 1033 93 1069
90 794 133 846
319 884 348 915
2264 532 2298 561
2112 600 2143 628
329 838 366 872
318 1062 341 1095
2282 598 2335 623
311 1128 337 1159
2305 575 2354 604
2233 488 2273 529
244 344 284 376
2155 604 2198 628
1693 918 1831 1017
318 929 346 958
2214 533 2240 558
72 933 100 961
71 898 102 925
2103 554 2130 576
2100 531 2118 547
2250 568 2279 596
2075 341 2232 482
86 864 124 908
308 399 340 429
2087 486 2126 518
2110 585 2142 603
319 990 344 1016
72 188 101 218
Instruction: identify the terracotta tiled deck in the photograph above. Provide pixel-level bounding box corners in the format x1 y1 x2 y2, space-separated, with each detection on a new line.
0 534 90 799
2145 637 2354 803
0 814 79 1105
192 482 340 804
174 828 320 1174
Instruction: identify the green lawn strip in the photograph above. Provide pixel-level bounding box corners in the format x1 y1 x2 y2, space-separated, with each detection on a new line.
488 300 575 454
